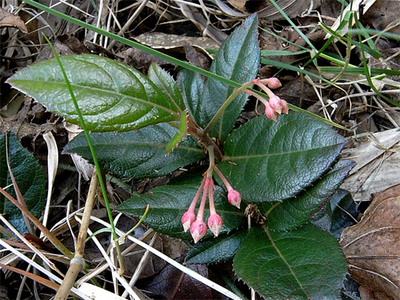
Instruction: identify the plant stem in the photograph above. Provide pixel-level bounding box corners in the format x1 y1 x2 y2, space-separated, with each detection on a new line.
55 170 98 300
196 178 210 221
186 118 223 163
206 145 216 177
204 80 255 134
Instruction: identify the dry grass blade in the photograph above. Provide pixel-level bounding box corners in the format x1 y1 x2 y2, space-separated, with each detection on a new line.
85 215 241 300
0 214 61 276
0 263 61 292
0 186 72 258
0 238 90 299
54 170 98 300
5 135 32 233
41 132 59 230
121 232 158 298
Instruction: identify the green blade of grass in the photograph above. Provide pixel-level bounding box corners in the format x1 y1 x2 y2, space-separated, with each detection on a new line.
261 50 309 56
22 0 241 90
320 66 400 77
319 23 381 59
355 16 400 108
267 0 317 52
23 0 348 131
303 11 353 69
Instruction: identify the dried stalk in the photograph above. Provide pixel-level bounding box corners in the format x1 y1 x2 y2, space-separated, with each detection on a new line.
55 170 98 300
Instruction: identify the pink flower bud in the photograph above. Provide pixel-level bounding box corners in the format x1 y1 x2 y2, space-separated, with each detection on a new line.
190 219 208 243
264 102 278 122
266 78 282 89
228 189 242 209
281 99 289 114
181 210 196 232
207 213 223 237
268 95 282 113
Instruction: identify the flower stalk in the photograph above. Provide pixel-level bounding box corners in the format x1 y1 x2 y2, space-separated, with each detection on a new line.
182 77 287 243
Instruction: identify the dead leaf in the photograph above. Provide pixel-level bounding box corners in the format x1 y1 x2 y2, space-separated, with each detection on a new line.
144 258 213 299
226 0 247 12
340 184 400 299
340 129 400 202
177 2 228 44
362 0 400 35
134 32 220 50
0 8 28 33
326 0 377 39
225 0 321 20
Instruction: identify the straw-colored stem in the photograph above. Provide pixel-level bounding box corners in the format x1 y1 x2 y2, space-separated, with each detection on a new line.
204 80 254 134
55 169 99 300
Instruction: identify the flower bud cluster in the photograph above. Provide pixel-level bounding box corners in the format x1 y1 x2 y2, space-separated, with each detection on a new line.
245 78 289 122
181 166 241 243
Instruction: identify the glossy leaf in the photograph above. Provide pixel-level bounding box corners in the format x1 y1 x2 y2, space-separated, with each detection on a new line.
185 230 247 265
183 14 260 141
147 63 185 112
233 224 347 299
218 113 346 202
6 54 182 131
0 133 46 233
64 123 205 179
116 182 245 239
260 159 354 232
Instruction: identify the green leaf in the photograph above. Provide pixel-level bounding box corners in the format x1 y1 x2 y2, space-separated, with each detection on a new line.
233 224 347 299
147 63 185 112
261 159 354 232
185 230 247 265
64 123 205 179
177 69 204 122
165 111 188 153
312 189 358 239
0 133 46 234
6 54 181 131
116 181 245 239
218 113 346 202
189 14 260 141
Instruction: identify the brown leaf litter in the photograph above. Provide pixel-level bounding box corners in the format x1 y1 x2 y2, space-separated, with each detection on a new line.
340 184 400 299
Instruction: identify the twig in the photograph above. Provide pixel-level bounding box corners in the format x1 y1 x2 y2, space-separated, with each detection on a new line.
54 169 99 300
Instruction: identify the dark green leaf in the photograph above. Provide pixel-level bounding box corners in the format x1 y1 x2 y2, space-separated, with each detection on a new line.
6 54 181 131
260 159 354 232
177 69 204 122
0 133 46 233
189 14 260 141
233 224 347 299
147 63 185 112
64 123 205 179
218 113 346 202
312 189 358 239
116 181 245 239
185 230 246 265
